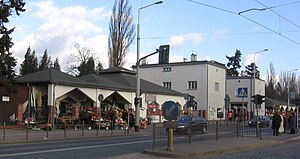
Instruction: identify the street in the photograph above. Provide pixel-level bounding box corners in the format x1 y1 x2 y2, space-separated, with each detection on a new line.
0 123 235 159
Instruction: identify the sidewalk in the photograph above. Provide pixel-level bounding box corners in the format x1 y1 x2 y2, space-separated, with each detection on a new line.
0 127 144 144
143 132 300 159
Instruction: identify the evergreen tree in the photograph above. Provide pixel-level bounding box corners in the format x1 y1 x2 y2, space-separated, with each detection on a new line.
95 62 103 75
38 49 52 71
78 57 96 76
20 46 38 75
53 57 61 71
225 49 242 76
0 0 25 80
245 62 260 78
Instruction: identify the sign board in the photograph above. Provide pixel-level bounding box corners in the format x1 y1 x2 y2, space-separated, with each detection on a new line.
145 94 156 102
217 108 224 118
98 94 104 102
2 96 10 102
163 121 177 128
237 87 248 98
162 101 179 121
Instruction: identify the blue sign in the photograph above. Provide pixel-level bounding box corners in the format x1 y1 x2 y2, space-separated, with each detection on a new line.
237 87 248 98
162 101 179 121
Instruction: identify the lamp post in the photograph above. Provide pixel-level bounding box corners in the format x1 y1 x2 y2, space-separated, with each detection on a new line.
252 49 268 115
252 49 268 138
135 1 163 132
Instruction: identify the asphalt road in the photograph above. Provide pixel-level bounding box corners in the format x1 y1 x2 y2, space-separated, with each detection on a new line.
0 122 270 159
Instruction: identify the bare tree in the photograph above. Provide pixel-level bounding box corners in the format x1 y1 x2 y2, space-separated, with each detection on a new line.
266 62 278 99
108 0 135 67
66 43 102 76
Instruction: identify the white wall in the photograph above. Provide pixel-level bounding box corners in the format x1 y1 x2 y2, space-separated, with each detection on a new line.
139 62 227 120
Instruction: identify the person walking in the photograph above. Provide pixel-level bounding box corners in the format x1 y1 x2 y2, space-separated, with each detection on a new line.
288 112 296 134
279 114 284 134
272 112 282 136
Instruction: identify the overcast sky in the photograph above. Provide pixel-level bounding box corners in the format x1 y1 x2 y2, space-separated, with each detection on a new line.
8 0 300 79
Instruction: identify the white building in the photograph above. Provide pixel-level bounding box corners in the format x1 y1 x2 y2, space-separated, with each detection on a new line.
226 76 266 120
138 55 227 120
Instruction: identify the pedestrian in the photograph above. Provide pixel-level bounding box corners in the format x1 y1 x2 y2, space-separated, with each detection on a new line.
288 112 296 134
272 112 281 136
279 114 284 134
129 112 134 129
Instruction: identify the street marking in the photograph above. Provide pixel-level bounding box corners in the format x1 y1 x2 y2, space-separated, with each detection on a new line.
0 139 152 157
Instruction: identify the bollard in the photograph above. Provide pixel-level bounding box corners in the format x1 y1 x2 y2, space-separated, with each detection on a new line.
188 123 191 145
167 128 174 152
82 121 85 136
3 121 6 141
26 122 29 140
152 123 156 150
236 120 239 138
216 120 218 141
64 121 66 138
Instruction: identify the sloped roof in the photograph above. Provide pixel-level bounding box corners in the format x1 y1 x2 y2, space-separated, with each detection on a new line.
265 97 290 108
15 68 97 87
15 68 184 96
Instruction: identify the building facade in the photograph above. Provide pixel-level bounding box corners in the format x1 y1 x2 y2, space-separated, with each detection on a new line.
138 58 227 120
226 76 266 120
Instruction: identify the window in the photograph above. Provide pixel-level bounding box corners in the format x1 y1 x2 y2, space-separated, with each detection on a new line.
163 82 172 89
162 67 171 72
215 82 219 91
192 102 197 110
187 81 197 90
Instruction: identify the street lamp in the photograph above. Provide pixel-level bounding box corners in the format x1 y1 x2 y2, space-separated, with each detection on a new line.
252 49 268 115
252 49 268 138
135 1 163 132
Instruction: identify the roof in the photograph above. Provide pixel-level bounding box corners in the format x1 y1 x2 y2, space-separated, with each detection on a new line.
138 60 227 69
15 67 184 96
265 97 293 108
227 76 265 82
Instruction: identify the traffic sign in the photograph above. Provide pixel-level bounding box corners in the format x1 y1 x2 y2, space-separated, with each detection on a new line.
237 87 248 98
162 101 179 121
2 96 10 102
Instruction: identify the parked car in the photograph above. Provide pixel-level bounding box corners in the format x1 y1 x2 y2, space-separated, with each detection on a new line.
173 116 207 134
248 115 270 127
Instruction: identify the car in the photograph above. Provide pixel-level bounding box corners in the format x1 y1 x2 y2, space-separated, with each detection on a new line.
173 116 207 134
248 115 270 127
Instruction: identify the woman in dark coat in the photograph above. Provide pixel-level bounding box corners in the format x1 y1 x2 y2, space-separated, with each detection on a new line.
288 113 296 134
272 112 282 136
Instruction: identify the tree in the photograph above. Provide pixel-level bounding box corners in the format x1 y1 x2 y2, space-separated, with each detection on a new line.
245 62 260 78
0 0 25 80
20 46 38 75
78 57 96 76
108 0 135 67
66 43 102 76
265 62 278 99
53 57 61 71
225 49 242 77
95 62 103 75
38 49 52 71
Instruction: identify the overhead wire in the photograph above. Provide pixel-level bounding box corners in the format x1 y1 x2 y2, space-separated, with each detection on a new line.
186 0 300 46
255 0 300 30
140 30 300 40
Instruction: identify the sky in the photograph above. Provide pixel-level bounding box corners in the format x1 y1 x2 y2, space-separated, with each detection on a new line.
7 0 300 80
